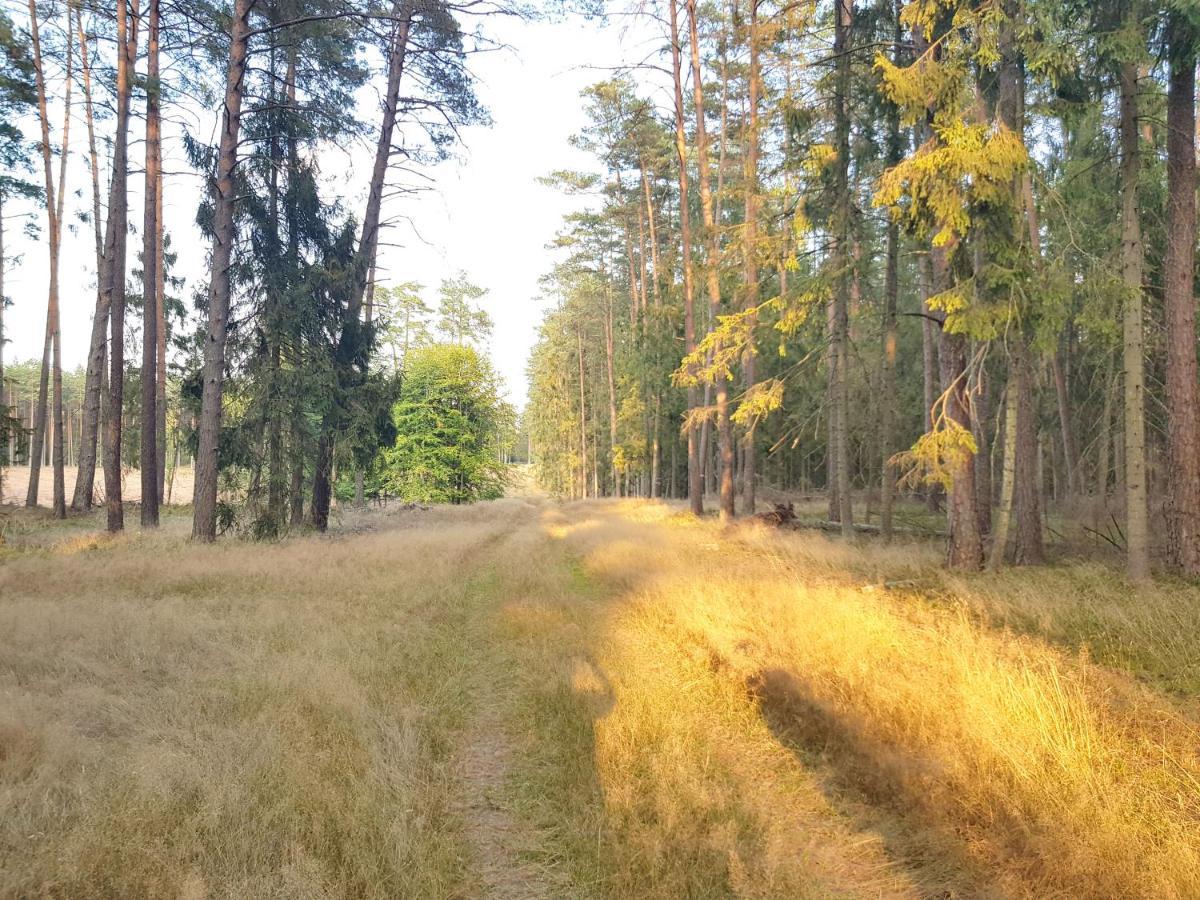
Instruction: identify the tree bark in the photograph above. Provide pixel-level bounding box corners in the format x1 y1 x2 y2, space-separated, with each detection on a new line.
73 10 109 510
1119 58 1150 581
988 387 1017 568
1012 346 1043 563
934 245 983 569
669 0 702 516
605 290 619 494
832 0 854 537
879 0 902 541
577 327 588 499
687 0 733 520
155 133 167 505
741 0 760 515
25 0 73 518
140 0 161 527
192 0 250 540
1164 11 1200 574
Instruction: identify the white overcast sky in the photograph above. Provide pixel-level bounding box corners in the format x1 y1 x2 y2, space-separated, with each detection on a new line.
3 10 661 409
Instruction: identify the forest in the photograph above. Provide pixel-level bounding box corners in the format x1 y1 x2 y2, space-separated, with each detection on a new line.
0 0 516 536
5 0 1200 897
526 0 1200 580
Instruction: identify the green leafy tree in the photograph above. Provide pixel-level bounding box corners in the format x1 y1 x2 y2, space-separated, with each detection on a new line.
381 343 511 503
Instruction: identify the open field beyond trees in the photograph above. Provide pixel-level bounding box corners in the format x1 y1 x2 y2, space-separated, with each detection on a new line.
3 498 1200 898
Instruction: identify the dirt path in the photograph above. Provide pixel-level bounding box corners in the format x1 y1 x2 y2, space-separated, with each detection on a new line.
456 694 554 899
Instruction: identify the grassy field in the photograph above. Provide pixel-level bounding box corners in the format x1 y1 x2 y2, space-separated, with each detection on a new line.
2 498 1200 898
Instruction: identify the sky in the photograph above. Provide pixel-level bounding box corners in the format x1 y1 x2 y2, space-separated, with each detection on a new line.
3 10 657 410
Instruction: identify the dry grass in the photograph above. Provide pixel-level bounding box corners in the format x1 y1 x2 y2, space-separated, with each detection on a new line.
0 500 541 899
3 496 1200 898
550 503 1200 897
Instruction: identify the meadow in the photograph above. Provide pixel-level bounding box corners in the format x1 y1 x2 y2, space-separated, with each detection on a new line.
2 497 1199 898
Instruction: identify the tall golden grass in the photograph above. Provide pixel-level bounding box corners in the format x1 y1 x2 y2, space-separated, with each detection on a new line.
550 501 1200 897
3 497 1199 897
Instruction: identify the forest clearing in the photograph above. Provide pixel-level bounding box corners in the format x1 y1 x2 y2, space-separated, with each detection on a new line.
3 496 1200 898
9 0 1200 895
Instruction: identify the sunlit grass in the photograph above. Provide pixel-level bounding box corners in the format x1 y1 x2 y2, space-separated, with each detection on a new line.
4 496 1200 897
557 503 1200 897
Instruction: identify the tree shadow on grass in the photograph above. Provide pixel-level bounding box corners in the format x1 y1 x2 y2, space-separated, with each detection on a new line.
744 665 1018 900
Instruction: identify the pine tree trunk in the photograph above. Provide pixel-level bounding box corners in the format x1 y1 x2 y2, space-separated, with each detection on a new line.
920 256 940 512
832 0 854 537
289 415 305 526
1164 11 1200 574
310 1 413 531
687 0 734 521
155 140 167 506
193 0 249 540
1012 345 1043 563
0 198 5 498
741 0 761 515
934 244 982 569
72 10 108 511
826 286 840 520
668 0 702 516
1050 350 1079 497
972 367 992 539
1119 58 1151 581
988 387 1017 568
103 0 140 533
605 293 619 494
140 0 161 528
879 0 902 540
1097 355 1115 501
577 328 588 499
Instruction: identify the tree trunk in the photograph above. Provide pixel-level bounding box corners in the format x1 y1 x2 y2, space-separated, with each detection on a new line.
0 198 5 498
577 327 588 499
741 0 761 515
1050 350 1079 497
104 0 140 533
972 366 992 540
988 387 1017 568
669 0 702 516
640 166 661 309
1012 346 1043 563
933 244 982 569
140 0 161 528
826 294 840 520
832 0 854 537
605 292 619 494
1164 11 1200 574
72 9 109 511
879 0 902 540
192 0 249 539
920 255 940 512
1119 58 1150 581
687 0 733 521
310 0 413 531
24 0 72 513
155 136 167 505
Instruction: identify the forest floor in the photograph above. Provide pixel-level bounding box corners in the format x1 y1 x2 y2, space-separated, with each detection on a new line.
0 466 195 506
3 496 1200 898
